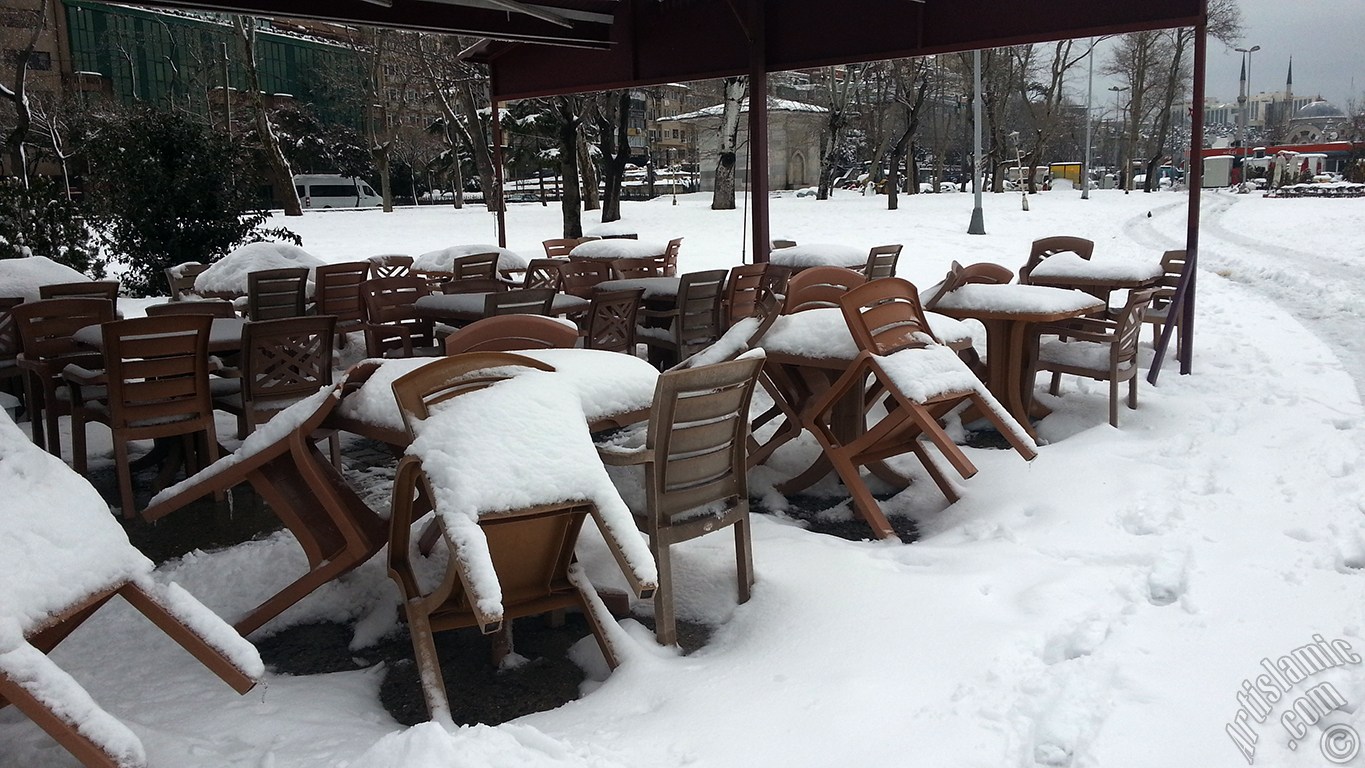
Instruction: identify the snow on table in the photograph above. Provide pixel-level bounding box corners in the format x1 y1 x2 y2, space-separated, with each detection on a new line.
194 241 325 296
583 221 638 238
594 277 681 300
767 243 865 269
334 349 660 434
1028 252 1163 282
413 244 526 274
407 371 658 621
569 239 668 260
932 283 1101 315
0 256 90 300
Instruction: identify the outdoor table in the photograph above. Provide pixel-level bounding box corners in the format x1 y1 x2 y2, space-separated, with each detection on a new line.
568 239 667 262
74 317 248 355
931 283 1104 438
411 291 590 324
1026 253 1164 301
767 243 865 272
594 276 681 301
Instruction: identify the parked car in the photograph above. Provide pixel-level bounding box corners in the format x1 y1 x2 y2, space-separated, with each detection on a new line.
293 174 382 209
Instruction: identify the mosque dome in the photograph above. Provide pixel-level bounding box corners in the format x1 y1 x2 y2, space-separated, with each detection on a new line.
1296 100 1344 119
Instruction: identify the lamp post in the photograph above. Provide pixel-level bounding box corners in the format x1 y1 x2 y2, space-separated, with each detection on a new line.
1108 85 1128 190
967 48 985 235
1082 37 1095 199
1235 44 1260 156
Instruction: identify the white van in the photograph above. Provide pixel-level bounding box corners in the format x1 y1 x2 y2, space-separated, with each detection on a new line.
292 174 382 209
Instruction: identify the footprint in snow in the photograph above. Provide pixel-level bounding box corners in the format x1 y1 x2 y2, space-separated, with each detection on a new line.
1147 549 1190 606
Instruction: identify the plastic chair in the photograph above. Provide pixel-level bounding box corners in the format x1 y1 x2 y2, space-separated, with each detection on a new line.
440 277 507 294
145 299 238 318
863 244 902 280
782 266 866 313
39 280 119 305
483 287 556 317
0 297 24 405
213 315 338 444
360 276 438 358
722 263 768 328
521 258 565 291
598 355 765 645
64 315 219 517
559 259 612 298
1019 235 1094 284
449 252 501 280
1037 288 1155 427
582 288 643 354
11 297 114 457
246 267 308 320
542 236 599 258
637 269 726 369
313 261 371 343
658 236 683 277
164 262 211 300
1141 249 1187 355
610 256 662 279
367 253 413 278
443 314 579 354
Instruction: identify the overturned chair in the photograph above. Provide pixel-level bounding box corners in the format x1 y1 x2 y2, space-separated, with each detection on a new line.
0 413 261 768
387 352 658 724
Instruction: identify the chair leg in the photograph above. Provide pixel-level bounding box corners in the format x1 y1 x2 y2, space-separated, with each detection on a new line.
114 439 136 519
1049 370 1063 395
405 603 454 726
651 539 677 646
1127 373 1139 411
568 566 621 669
24 374 43 450
328 432 341 471
44 388 62 459
734 515 753 603
71 412 88 475
1109 377 1120 427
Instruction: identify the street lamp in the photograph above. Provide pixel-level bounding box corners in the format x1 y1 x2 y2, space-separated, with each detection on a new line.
1082 37 1095 200
1108 85 1128 190
1235 44 1261 155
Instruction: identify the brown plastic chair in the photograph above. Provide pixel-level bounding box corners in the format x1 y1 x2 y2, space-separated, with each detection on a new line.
2 422 259 768
140 367 387 637
771 238 798 249
782 266 866 313
39 280 119 305
361 276 438 358
1019 235 1095 284
760 263 793 300
440 277 507 294
11 297 113 457
368 253 413 278
165 262 211 300
483 287 556 317
521 258 565 291
806 278 1037 536
1141 249 1187 355
450 251 501 280
599 355 764 646
145 299 238 318
1037 288 1155 427
722 263 768 327
214 315 338 445
387 352 654 721
0 296 24 402
246 267 309 320
658 236 683 277
582 288 643 354
443 314 579 354
638 269 726 369
923 261 1014 310
611 256 663 279
64 315 219 517
313 261 370 343
559 259 612 298
863 244 902 280
542 236 598 258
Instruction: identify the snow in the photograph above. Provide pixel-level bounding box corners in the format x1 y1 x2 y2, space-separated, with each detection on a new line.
767 243 865 269
413 244 526 274
0 256 90 300
933 282 1102 315
568 239 668 260
193 241 324 295
5 189 1365 768
583 221 638 237
1029 251 1165 281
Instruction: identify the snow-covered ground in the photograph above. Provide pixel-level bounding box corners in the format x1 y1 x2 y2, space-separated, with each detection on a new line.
4 188 1365 767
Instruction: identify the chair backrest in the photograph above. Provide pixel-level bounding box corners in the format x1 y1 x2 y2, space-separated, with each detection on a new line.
559 259 612 297
782 266 866 313
672 269 727 355
443 314 579 355
165 263 210 300
368 253 413 278
771 239 798 250
144 299 237 318
522 258 564 291
362 275 429 320
924 261 1014 310
390 351 555 437
246 267 309 320
0 296 24 361
450 252 500 280
100 315 213 430
313 261 370 328
583 288 643 353
542 237 598 258
863 244 902 280
239 315 336 406
483 287 556 317
759 263 793 301
1020 235 1095 283
659 237 683 277
611 256 662 279
723 263 768 327
1113 289 1157 367
441 277 507 294
839 277 939 356
39 281 119 317
10 297 114 361
1152 249 1187 308
642 356 764 522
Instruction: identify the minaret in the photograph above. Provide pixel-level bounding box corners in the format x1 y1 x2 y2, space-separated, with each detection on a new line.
1281 57 1294 141
1237 57 1248 149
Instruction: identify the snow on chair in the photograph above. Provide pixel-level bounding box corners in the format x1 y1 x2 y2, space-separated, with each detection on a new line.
0 412 261 768
387 352 658 724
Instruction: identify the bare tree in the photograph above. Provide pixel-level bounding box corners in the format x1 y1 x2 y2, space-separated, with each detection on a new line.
816 65 860 199
712 76 747 210
1 1 47 185
590 90 632 222
232 17 301 215
1014 41 1090 193
415 33 501 212
345 27 416 213
885 59 931 210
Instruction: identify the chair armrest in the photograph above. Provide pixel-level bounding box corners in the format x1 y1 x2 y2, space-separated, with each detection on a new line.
1037 317 1116 339
60 363 105 385
596 444 651 466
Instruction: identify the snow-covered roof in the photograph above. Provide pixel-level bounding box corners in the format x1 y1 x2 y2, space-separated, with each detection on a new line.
659 96 828 122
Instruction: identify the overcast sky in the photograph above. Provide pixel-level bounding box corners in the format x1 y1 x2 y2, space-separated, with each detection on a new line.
1197 0 1362 108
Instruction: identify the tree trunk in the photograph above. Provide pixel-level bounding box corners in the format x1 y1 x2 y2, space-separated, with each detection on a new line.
555 97 583 237
374 149 393 212
598 91 631 222
712 77 746 210
1 3 48 187
233 18 300 216
578 126 600 210
458 81 501 213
